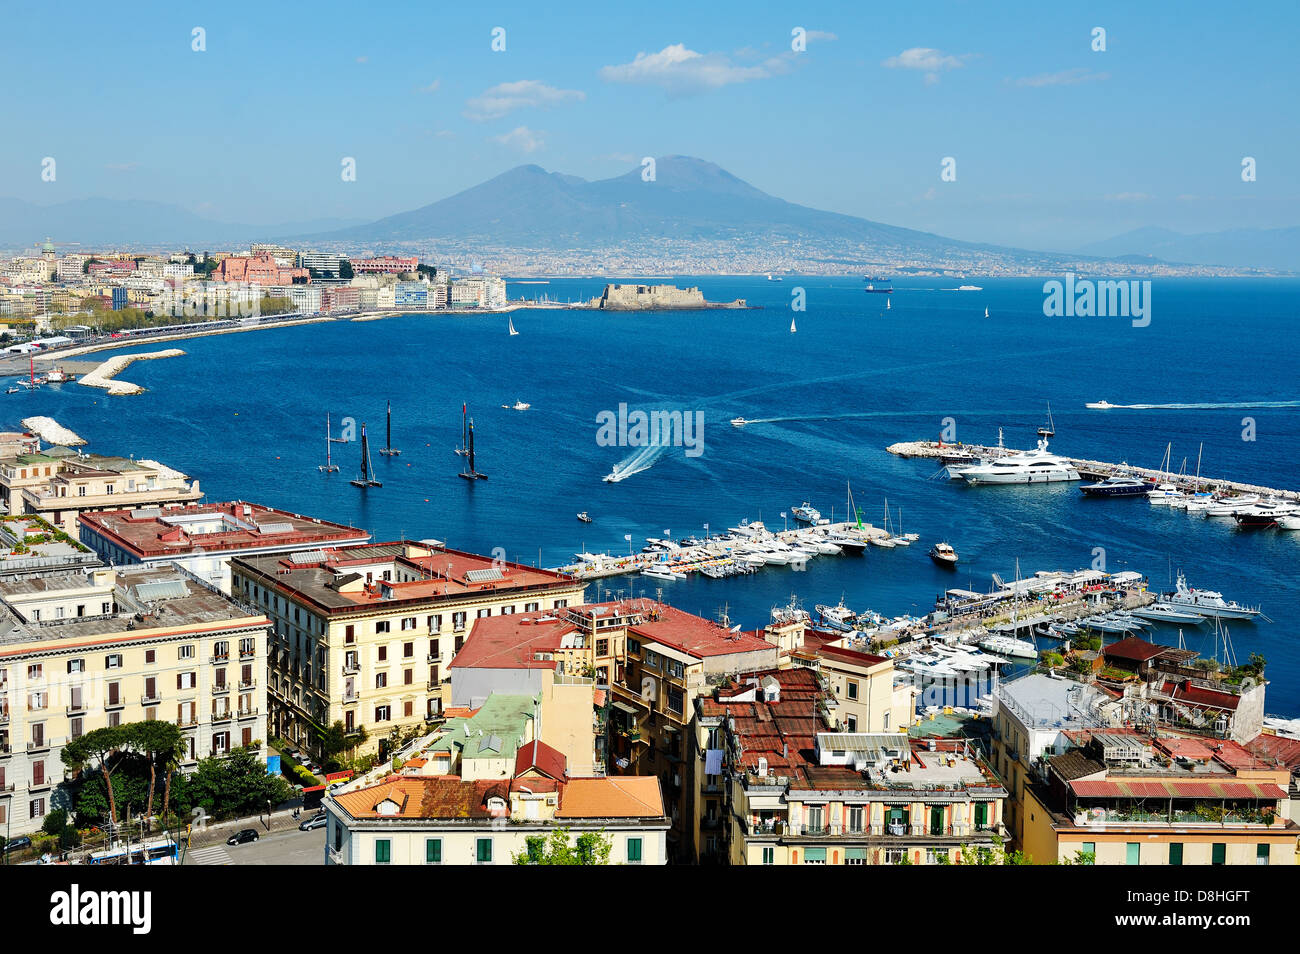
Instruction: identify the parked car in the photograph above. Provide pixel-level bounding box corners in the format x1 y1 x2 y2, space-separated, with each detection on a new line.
2 836 32 854
226 828 260 846
299 811 328 832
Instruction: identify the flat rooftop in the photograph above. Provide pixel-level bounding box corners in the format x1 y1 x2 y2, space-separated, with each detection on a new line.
996 673 1112 730
79 500 369 558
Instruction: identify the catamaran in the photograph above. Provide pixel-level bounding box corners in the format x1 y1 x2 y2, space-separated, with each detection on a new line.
318 413 340 472
455 403 469 456
458 418 487 480
377 400 400 456
349 423 382 488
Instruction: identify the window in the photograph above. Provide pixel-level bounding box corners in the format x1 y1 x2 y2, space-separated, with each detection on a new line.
403 700 413 718
846 716 857 732
345 624 355 644
377 646 388 662
427 614 442 630
177 671 195 691
179 645 195 659
30 798 46 819
403 669 413 686
375 705 391 722
1212 843 1226 865
1168 842 1182 866
426 839 442 864
213 641 230 660
552 599 567 609
375 621 390 634
66 659 84 674
803 847 827 865
846 679 859 700
667 688 684 713
27 663 42 681
476 838 493 864
452 612 467 630
375 839 391 865
846 806 864 833
403 642 414 658
761 846 775 865
105 654 122 670
500 605 515 615
477 608 492 619
627 638 640 656
375 672 387 689
1126 842 1140 866
846 847 868 865
596 638 609 657
1257 843 1270 866
145 649 156 664
626 837 643 864
523 602 539 613
401 618 417 632
806 805 824 834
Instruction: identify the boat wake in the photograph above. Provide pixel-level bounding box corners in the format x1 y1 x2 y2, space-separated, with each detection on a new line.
1088 401 1300 411
604 443 665 482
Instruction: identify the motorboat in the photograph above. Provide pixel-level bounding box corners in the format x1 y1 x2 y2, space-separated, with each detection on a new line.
815 601 858 632
1080 475 1151 497
502 400 531 410
826 534 866 555
1163 572 1261 620
1129 602 1207 625
728 520 768 538
1172 492 1214 510
1147 483 1187 505
731 418 748 427
1233 500 1297 529
959 438 1080 484
576 512 592 523
929 542 958 566
804 538 842 555
978 634 1037 660
869 535 896 548
1279 514 1300 531
642 565 685 581
1203 494 1259 517
791 502 822 524
1085 400 1117 409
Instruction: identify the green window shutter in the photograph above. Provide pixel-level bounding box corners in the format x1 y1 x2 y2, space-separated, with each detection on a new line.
477 838 492 863
375 839 391 864
1212 843 1226 865
1126 842 1140 865
803 847 827 864
627 838 642 863
426 838 441 863
1168 842 1183 866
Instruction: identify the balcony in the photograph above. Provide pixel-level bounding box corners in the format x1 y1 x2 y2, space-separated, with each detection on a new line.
343 693 359 704
211 683 231 695
212 710 233 723
426 679 440 691
65 702 86 716
342 662 360 676
236 708 258 720
427 652 443 664
0 781 13 793
238 680 256 691
0 743 11 758
104 697 125 711
211 654 229 665
140 693 161 707
239 648 256 661
176 717 199 728
0 711 8 725
26 740 50 753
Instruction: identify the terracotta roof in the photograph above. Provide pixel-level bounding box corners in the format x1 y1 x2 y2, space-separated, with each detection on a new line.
1154 737 1214 762
332 776 505 819
1245 733 1300 769
514 739 567 780
448 613 574 671
622 601 775 659
1159 680 1241 711
1070 778 1286 800
556 776 664 818
1103 636 1166 663
1049 750 1107 782
817 644 889 667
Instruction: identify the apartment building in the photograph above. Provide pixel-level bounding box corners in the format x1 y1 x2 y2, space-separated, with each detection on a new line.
796 635 917 734
1019 728 1298 865
324 771 667 866
700 667 1008 865
0 565 270 836
0 449 203 535
229 542 585 759
79 501 370 594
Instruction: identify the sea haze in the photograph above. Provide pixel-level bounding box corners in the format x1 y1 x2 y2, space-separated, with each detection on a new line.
14 276 1300 713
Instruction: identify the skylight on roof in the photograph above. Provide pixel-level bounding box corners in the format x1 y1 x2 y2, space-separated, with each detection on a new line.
465 567 505 583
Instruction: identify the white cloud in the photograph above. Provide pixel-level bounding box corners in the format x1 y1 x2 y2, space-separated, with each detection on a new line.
492 126 545 153
464 80 585 120
882 47 969 84
806 30 838 42
1013 68 1110 88
418 79 441 94
600 43 791 93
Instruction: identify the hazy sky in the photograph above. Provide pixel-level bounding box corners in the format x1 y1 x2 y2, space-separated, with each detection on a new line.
4 0 1296 249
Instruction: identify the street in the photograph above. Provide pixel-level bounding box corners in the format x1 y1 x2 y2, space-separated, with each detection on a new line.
184 826 324 866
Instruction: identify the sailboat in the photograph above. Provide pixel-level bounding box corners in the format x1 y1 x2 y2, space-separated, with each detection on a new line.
318 413 339 472
454 403 469 456
984 306 989 318
886 298 891 311
377 401 401 456
508 316 519 336
1148 442 1185 505
349 423 382 488
872 497 897 548
458 418 487 480
790 316 797 333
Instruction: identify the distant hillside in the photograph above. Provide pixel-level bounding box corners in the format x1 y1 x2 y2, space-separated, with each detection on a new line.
1078 226 1300 271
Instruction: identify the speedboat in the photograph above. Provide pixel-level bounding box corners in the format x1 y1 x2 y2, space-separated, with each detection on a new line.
502 400 530 410
727 520 768 538
1147 483 1187 505
929 542 958 566
1172 492 1214 510
804 538 842 555
576 512 592 523
730 418 748 427
642 565 684 581
791 502 822 524
826 534 866 555
959 438 1080 484
1080 475 1151 497
978 634 1037 660
1085 400 1117 409
1130 602 1207 625
1163 572 1261 620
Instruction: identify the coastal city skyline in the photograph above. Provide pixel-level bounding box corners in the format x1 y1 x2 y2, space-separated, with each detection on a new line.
3 0 1298 254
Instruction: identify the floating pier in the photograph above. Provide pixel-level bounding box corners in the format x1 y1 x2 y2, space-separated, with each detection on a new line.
887 439 1300 504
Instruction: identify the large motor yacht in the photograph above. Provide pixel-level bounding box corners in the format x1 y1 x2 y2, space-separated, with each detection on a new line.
960 438 1080 485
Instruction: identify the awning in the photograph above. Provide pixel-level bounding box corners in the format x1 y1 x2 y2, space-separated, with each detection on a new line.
611 701 639 715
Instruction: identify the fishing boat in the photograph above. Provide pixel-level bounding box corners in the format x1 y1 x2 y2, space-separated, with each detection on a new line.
1163 572 1261 620
377 401 401 456
730 417 748 427
960 437 1080 484
349 423 383 488
43 366 76 383
576 512 592 523
929 542 958 566
978 634 1037 660
815 600 858 632
791 502 822 524
501 400 531 410
318 413 340 473
1080 473 1151 497
508 316 519 336
1130 602 1207 625
458 418 487 480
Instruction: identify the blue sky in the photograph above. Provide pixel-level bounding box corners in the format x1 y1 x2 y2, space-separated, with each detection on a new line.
3 0 1296 248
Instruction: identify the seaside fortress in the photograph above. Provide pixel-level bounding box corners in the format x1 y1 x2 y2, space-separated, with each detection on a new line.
229 543 585 760
0 565 270 837
1018 729 1298 865
697 666 1008 865
0 448 202 536
78 501 370 595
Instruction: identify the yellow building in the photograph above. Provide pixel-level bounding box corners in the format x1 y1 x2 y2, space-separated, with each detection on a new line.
0 565 270 836
698 666 1008 865
324 771 669 866
1018 729 1298 865
0 450 202 535
801 641 917 734
230 542 585 759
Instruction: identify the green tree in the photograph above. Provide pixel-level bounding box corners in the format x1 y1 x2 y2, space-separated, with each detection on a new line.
514 828 612 865
62 726 133 830
134 720 185 829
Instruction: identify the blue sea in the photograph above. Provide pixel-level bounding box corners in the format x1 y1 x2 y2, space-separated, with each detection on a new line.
12 277 1300 714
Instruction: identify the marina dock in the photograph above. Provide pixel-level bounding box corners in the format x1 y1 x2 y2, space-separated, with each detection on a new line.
552 520 890 581
887 439 1300 504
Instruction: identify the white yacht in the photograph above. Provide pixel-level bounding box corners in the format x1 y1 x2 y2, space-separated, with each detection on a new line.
977 634 1038 660
960 438 1080 485
1130 602 1207 625
1147 483 1187 505
1203 494 1259 517
1279 514 1300 531
791 502 822 524
1164 572 1261 620
642 565 685 581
